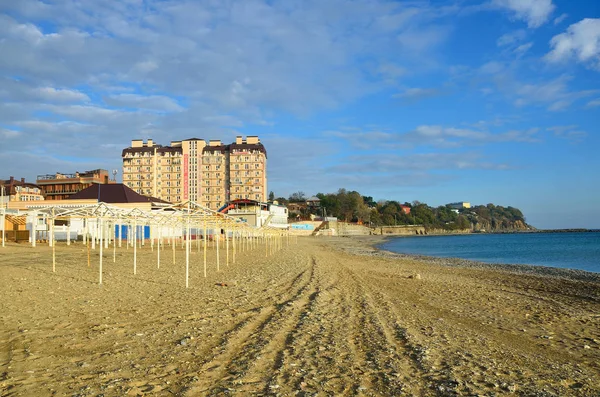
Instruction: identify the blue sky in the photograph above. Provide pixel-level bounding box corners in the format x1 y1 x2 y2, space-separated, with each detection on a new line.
0 0 599 229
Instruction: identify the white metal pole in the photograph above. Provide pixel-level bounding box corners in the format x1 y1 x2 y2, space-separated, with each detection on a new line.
91 219 96 250
133 219 137 275
31 211 36 247
113 222 116 263
157 225 161 269
99 218 103 284
186 220 190 288
233 229 236 264
216 228 220 272
51 214 55 272
203 220 207 278
1 208 5 248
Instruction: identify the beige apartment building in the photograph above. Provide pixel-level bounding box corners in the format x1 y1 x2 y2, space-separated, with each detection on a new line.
1 177 44 204
122 136 267 210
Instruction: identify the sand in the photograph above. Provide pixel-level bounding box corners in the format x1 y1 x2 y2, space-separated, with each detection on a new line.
0 236 599 396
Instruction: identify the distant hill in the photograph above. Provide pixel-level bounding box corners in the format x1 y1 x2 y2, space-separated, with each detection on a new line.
286 189 535 233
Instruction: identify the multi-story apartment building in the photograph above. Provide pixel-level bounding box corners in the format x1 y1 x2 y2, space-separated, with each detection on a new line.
0 177 44 205
122 136 267 210
36 169 114 200
228 136 267 203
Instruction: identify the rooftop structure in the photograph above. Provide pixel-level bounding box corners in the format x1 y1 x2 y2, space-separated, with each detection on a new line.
69 183 168 204
36 169 115 200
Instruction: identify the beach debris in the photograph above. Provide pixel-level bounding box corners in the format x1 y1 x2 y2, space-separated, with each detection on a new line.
408 274 422 280
215 280 238 287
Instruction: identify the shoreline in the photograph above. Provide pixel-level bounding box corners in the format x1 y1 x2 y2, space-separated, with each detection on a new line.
327 235 600 283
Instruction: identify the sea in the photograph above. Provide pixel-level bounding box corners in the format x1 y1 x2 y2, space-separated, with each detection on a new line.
378 232 600 273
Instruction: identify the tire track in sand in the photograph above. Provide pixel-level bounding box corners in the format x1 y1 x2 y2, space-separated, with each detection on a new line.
180 257 317 396
265 251 427 396
264 255 363 396
347 271 428 396
349 264 464 396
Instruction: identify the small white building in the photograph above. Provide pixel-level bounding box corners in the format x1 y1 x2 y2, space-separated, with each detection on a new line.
224 199 289 229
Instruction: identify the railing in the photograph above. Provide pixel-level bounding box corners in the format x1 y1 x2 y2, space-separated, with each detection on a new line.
5 230 30 242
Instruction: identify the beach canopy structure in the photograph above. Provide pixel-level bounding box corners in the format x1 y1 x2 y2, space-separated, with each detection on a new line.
2 201 292 287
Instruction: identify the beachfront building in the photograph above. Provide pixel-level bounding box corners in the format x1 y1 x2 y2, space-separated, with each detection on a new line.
447 201 471 210
5 183 173 243
202 140 228 211
0 177 44 205
225 199 288 228
36 169 115 200
228 136 267 204
122 136 267 210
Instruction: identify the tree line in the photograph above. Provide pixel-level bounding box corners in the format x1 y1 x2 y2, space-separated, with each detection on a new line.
270 189 526 231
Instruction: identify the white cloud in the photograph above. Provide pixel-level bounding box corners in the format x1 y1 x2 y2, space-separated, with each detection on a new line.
547 125 578 134
492 0 555 28
497 29 527 47
547 125 587 143
396 25 451 54
16 120 94 133
328 152 511 174
377 63 407 85
554 13 568 25
104 94 184 112
514 42 534 56
546 18 600 70
327 124 541 150
547 100 570 111
393 87 443 101
34 87 90 102
586 98 600 108
0 128 21 139
406 125 540 147
0 14 44 44
480 69 598 111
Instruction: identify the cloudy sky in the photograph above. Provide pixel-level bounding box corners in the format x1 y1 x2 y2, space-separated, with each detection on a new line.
1 0 599 229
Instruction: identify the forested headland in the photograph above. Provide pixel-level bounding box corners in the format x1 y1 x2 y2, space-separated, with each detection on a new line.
272 189 534 232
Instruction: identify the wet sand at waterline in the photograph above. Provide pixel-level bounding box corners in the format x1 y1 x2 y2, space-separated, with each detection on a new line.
1 236 599 396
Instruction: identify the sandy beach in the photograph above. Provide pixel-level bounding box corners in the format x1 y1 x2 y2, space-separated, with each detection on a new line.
1 236 599 396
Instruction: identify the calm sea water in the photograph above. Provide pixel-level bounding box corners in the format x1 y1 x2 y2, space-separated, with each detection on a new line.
378 232 600 273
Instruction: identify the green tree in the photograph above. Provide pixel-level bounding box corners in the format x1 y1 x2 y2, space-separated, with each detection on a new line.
370 209 382 226
362 196 377 207
268 191 275 202
457 215 471 229
289 191 306 203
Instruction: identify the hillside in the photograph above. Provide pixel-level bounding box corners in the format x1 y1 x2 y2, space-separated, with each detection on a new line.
284 189 535 233
460 204 535 232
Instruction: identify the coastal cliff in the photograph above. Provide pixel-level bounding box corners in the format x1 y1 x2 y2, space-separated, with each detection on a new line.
461 205 535 233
